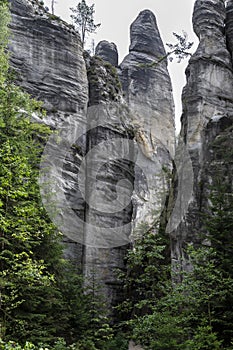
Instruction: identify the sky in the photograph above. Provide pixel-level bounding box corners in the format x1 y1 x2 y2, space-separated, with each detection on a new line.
43 0 198 131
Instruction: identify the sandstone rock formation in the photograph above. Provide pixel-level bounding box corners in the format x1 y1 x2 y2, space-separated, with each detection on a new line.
9 0 233 316
9 1 176 308
226 0 233 60
83 10 176 307
9 0 88 121
119 10 175 232
95 40 119 67
169 0 233 273
9 0 89 264
83 54 134 310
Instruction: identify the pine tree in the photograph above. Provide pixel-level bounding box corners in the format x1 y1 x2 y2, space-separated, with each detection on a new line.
70 0 101 45
201 129 233 346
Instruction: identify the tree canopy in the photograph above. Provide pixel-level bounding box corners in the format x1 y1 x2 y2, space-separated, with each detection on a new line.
70 0 101 45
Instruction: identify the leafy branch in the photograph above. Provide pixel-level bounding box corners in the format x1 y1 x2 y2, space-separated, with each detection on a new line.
138 31 193 69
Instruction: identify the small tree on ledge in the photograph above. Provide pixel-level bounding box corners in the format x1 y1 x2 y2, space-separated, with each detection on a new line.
70 0 101 46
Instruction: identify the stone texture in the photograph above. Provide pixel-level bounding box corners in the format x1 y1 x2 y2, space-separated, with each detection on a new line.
9 1 176 310
169 0 233 273
9 0 89 260
9 0 87 120
129 9 166 58
226 0 233 60
202 116 233 201
119 9 175 232
83 54 134 312
95 40 119 67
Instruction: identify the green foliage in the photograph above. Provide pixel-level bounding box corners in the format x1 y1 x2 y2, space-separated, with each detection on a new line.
70 0 101 45
0 337 126 350
200 130 233 346
204 180 233 277
48 14 61 22
126 245 229 349
0 3 61 343
101 333 128 350
118 225 170 322
117 175 233 348
0 3 94 346
80 267 114 349
184 325 223 350
1 2 232 348
116 125 233 349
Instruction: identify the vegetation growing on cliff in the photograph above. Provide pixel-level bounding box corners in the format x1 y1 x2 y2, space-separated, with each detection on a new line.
115 128 233 349
0 2 92 345
0 3 122 349
0 1 233 350
70 0 100 45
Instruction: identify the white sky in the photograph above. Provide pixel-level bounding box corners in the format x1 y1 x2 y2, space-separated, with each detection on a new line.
44 0 198 131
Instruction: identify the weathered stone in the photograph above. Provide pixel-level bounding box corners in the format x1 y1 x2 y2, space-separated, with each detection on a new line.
226 0 233 61
9 0 87 120
9 1 176 311
95 40 119 67
83 54 134 313
9 0 89 256
129 9 166 58
169 0 233 273
119 9 175 232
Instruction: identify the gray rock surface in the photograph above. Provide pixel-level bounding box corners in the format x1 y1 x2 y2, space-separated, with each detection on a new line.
226 0 233 60
9 0 89 262
119 9 175 232
129 9 166 57
9 1 175 310
83 55 134 312
169 0 233 274
95 40 119 67
9 0 87 119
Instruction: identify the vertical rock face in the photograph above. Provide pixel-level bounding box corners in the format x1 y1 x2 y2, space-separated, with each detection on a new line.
9 0 88 121
226 0 233 60
119 10 175 231
9 0 89 264
83 55 134 311
83 11 176 307
170 0 233 272
9 1 176 309
202 116 233 205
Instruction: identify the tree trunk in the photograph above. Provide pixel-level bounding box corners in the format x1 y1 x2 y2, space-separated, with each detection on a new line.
51 0 54 14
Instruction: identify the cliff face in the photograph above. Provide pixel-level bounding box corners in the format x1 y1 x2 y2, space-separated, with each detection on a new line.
170 0 233 272
8 0 233 308
9 1 175 306
83 54 134 309
9 0 89 265
9 0 88 120
119 10 175 231
84 12 176 302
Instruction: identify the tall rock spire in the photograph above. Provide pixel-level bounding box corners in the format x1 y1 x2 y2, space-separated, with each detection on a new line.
129 9 166 57
170 0 233 274
119 9 175 231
